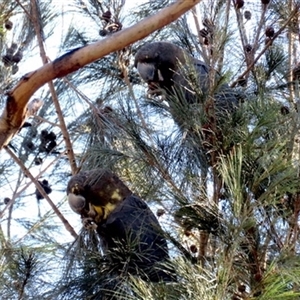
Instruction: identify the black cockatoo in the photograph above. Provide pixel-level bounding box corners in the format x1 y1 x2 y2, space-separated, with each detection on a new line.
67 168 175 282
135 42 240 168
134 41 238 122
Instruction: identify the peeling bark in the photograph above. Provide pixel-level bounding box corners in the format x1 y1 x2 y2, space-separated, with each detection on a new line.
0 0 201 149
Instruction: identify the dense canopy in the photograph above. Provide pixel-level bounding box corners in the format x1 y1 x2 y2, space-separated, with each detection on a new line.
1 1 300 299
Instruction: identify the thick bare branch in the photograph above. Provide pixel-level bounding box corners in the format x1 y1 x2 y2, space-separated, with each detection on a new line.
0 0 201 149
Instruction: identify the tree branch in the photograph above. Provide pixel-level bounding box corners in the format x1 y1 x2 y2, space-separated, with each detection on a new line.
0 0 201 149
30 0 78 174
4 146 78 239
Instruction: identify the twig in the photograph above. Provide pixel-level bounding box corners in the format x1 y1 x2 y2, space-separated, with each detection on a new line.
4 146 78 239
191 6 209 64
288 0 296 105
117 50 156 147
15 0 30 18
0 148 65 219
231 6 300 87
216 0 231 73
30 0 78 174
